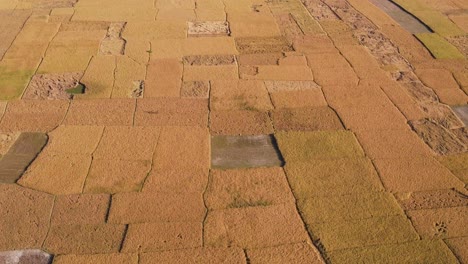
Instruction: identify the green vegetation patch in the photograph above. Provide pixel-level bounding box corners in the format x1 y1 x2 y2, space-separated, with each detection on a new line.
416 33 464 59
275 131 365 162
328 240 459 263
227 195 272 209
0 67 34 100
413 10 464 37
66 83 86 95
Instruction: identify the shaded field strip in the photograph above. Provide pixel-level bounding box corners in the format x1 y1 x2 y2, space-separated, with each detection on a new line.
369 0 432 34
0 132 47 183
211 134 284 169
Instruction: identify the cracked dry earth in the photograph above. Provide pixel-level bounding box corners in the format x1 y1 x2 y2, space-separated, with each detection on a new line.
0 0 468 263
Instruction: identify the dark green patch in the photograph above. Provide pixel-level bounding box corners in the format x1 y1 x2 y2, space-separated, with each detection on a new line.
233 95 259 111
227 195 272 208
66 83 86 94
